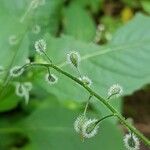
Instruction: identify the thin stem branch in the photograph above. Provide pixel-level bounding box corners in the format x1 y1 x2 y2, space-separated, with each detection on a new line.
83 95 93 115
47 67 51 75
76 68 82 79
42 51 52 64
107 93 116 100
8 62 150 146
30 62 150 145
96 114 116 124
90 114 116 131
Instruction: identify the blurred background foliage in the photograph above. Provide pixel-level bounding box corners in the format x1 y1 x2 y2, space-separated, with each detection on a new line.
0 0 150 149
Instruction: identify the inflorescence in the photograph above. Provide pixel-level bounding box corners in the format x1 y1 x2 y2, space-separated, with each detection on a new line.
5 38 145 148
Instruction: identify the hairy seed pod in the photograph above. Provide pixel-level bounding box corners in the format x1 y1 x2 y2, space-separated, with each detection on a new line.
67 51 80 68
82 119 99 139
45 73 58 85
123 133 140 150
10 66 24 77
35 39 46 55
108 84 123 98
74 115 88 134
79 76 92 86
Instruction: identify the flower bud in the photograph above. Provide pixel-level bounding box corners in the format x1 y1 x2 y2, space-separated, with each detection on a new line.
67 51 80 68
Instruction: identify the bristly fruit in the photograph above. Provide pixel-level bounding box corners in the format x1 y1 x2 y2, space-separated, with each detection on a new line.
67 51 81 68
10 66 24 77
74 115 99 139
123 133 140 150
108 84 123 99
79 76 92 87
82 118 99 139
45 73 58 85
35 39 46 55
74 115 88 134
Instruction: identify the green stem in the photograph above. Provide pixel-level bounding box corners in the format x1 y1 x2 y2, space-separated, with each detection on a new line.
16 62 150 146
76 67 82 79
42 51 52 64
47 67 51 75
96 114 116 124
32 62 150 145
89 114 115 133
107 93 117 100
83 95 92 115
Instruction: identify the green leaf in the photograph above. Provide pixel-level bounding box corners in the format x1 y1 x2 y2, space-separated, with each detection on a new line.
0 1 32 70
10 102 124 150
0 92 19 112
0 84 22 112
100 16 122 33
71 0 104 13
36 14 150 105
63 4 96 42
141 0 150 14
0 0 26 17
31 0 63 35
0 15 29 68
